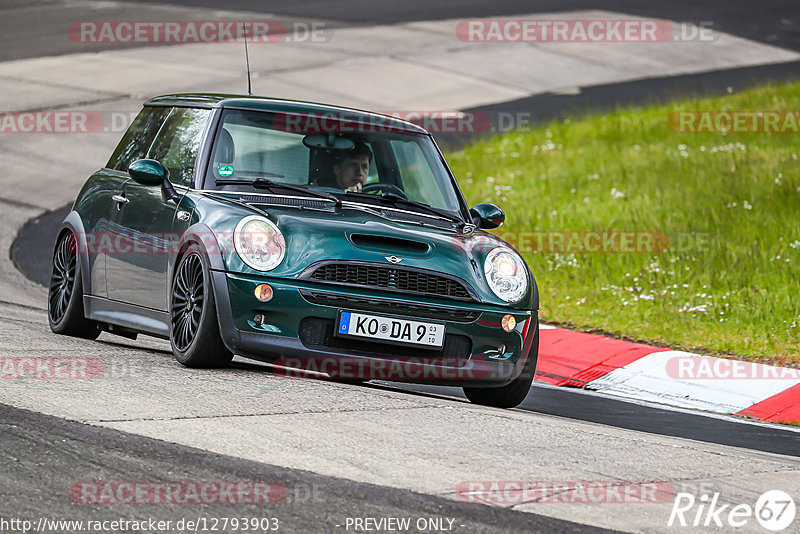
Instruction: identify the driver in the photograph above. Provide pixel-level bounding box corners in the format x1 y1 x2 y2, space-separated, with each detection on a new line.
333 141 372 193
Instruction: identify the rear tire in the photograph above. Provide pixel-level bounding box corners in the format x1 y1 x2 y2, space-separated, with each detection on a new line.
169 244 233 368
463 327 539 408
48 231 100 339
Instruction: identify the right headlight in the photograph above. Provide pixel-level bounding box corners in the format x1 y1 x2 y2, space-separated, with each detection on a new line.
484 247 528 303
233 215 285 271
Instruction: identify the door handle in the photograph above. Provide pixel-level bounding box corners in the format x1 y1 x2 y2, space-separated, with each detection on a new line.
112 194 129 205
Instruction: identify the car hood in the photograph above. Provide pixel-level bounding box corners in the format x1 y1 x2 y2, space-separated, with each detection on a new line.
194 192 537 309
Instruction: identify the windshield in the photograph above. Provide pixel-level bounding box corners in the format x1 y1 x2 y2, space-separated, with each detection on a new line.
203 109 465 217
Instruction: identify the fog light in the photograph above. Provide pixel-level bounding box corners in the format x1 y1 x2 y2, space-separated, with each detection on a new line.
253 314 265 325
501 314 516 332
254 284 273 302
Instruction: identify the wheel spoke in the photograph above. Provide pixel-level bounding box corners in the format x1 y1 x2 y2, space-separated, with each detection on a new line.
181 314 192 347
175 313 188 349
57 289 67 318
190 310 200 331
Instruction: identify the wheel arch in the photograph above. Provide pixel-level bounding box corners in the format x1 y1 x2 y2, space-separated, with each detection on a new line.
58 211 92 296
169 223 239 355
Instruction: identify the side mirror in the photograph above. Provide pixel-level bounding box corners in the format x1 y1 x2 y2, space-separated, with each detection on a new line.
128 159 180 202
128 159 168 186
469 203 505 229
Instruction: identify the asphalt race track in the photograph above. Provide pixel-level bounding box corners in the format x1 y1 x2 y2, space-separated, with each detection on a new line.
11 207 800 460
2 1 800 533
2 403 605 533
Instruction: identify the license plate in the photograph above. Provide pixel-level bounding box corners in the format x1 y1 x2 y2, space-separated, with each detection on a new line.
336 311 445 349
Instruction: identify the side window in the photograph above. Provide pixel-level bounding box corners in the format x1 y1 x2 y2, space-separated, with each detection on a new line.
148 108 212 187
106 107 170 172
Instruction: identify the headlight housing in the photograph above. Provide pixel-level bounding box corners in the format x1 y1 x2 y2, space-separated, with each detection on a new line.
484 247 528 303
233 216 285 271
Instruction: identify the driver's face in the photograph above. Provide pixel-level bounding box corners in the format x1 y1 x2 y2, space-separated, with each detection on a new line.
334 154 370 190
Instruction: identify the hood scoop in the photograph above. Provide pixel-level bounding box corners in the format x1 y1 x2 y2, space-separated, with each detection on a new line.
349 233 432 257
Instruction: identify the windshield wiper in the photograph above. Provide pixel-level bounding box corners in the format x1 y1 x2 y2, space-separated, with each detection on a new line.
215 178 340 206
343 191 463 225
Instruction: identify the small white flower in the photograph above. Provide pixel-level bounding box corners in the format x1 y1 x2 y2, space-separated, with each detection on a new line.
610 187 625 199
680 304 709 313
743 200 752 210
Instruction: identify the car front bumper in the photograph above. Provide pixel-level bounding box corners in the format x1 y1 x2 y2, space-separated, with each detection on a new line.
211 270 538 387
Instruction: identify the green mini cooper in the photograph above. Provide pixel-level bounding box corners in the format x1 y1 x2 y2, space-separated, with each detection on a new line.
48 94 539 408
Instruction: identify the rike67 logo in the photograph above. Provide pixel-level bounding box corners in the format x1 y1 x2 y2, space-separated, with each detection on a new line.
668 490 796 531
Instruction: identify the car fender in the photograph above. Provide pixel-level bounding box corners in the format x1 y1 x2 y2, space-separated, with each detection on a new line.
172 223 240 354
511 316 540 382
58 211 92 296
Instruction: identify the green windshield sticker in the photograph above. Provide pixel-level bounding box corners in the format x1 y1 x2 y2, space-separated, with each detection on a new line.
219 165 234 177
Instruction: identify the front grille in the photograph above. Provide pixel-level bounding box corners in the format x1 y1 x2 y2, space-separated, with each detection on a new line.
298 317 472 364
300 291 479 323
306 262 474 301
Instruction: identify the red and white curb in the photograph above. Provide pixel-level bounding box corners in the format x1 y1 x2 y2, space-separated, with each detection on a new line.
535 324 800 425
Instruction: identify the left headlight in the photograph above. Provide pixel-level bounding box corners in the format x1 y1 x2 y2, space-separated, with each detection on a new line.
234 215 285 271
484 247 528 303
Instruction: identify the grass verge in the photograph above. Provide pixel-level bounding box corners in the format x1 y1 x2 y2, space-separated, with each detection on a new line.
447 81 800 365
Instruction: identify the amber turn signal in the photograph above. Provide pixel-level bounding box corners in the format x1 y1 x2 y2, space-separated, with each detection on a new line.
254 284 273 302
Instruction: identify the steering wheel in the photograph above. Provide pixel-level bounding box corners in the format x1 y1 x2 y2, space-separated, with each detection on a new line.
360 182 407 198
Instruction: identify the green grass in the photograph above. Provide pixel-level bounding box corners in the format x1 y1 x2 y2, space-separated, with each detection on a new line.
446 81 800 365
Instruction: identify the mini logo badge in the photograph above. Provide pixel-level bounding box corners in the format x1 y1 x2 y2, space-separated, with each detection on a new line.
385 256 402 264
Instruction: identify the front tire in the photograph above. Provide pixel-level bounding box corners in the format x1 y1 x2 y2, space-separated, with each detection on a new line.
170 244 233 368
463 327 539 408
48 231 100 339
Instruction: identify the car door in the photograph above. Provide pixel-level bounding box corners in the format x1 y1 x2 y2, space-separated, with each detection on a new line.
106 106 211 311
97 106 171 299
